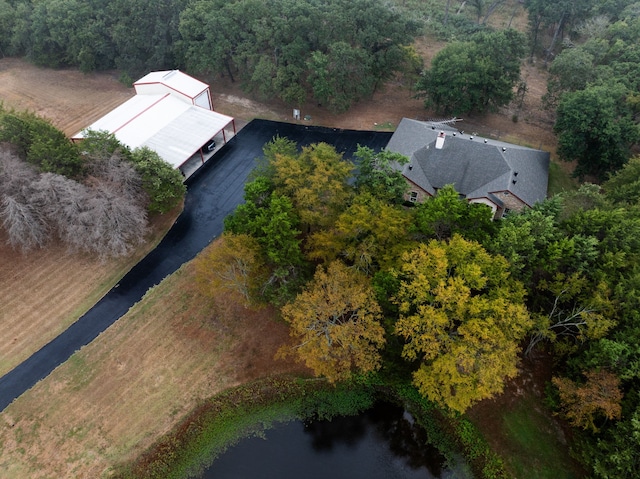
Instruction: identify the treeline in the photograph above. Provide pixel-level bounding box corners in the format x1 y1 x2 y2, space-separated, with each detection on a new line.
541 2 640 180
0 0 188 77
0 108 185 257
195 137 640 478
0 0 420 112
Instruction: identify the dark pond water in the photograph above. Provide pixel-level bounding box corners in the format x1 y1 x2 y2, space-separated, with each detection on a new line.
200 402 471 479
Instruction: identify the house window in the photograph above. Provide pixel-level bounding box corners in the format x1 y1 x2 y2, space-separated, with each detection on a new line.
409 191 418 203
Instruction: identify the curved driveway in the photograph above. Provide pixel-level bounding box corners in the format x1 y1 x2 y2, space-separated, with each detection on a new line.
0 119 392 411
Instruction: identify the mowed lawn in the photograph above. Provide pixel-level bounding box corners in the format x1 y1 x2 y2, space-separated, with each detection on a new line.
0 244 300 478
0 209 180 377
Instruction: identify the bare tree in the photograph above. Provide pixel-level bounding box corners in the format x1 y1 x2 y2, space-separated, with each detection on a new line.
1 148 148 257
82 184 147 258
85 151 146 205
0 148 48 250
0 147 39 196
0 195 49 250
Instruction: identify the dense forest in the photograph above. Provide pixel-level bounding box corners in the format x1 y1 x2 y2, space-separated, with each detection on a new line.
2 0 640 477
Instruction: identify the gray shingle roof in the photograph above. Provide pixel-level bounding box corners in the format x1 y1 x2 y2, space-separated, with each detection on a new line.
386 118 549 207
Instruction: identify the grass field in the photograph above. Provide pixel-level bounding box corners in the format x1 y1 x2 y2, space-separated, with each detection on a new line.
500 397 582 479
0 208 181 377
0 252 303 478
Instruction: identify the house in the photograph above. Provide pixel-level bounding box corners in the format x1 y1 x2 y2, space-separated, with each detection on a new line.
386 118 550 218
72 70 236 176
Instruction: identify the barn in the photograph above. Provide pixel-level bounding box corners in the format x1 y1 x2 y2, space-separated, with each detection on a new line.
72 70 236 176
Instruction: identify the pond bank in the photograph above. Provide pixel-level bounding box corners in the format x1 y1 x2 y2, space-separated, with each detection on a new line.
112 375 508 479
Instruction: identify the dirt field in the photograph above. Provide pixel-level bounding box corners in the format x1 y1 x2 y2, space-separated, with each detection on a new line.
0 58 134 136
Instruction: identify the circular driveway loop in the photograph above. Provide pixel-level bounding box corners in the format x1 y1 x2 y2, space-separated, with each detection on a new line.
0 120 392 411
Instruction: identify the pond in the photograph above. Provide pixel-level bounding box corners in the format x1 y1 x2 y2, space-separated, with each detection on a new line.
200 402 472 479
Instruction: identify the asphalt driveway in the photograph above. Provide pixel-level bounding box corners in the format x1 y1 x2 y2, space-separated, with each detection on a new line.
0 119 392 411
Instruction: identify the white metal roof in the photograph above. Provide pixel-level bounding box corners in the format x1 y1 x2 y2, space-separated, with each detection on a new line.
134 70 209 98
73 94 233 168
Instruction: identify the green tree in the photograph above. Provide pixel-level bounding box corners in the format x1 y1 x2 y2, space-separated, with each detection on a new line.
279 260 386 383
589 403 640 478
603 156 640 205
353 146 408 204
224 176 306 303
107 0 186 76
308 42 374 113
554 83 639 180
179 0 419 110
394 235 532 413
413 184 496 244
0 0 16 57
128 147 186 214
544 47 596 107
0 106 83 177
416 29 526 115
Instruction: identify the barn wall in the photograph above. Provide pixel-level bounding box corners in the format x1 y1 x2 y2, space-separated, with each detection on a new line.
194 90 212 110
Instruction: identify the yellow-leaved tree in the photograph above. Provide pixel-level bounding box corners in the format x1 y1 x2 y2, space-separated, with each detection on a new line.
194 232 267 305
270 142 353 231
279 260 385 382
307 192 414 274
394 234 533 413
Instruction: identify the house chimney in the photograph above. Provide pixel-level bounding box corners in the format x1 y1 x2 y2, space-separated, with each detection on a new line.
435 131 445 149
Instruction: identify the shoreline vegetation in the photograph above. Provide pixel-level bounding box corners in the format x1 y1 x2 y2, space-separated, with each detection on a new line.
113 375 506 479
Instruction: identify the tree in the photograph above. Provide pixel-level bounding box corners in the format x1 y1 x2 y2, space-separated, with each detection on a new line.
525 273 616 356
416 29 526 115
394 235 532 413
588 403 640 478
544 47 596 107
194 233 267 305
0 106 83 177
279 260 385 383
225 176 306 303
129 147 186 214
413 184 496 244
469 0 507 25
554 83 640 180
307 193 414 274
0 0 16 57
0 142 149 257
603 156 640 205
353 146 409 204
0 194 49 251
179 0 419 109
307 42 375 113
553 369 623 432
271 142 353 231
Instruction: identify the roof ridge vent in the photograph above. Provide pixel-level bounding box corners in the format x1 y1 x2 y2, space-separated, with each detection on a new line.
163 70 178 80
